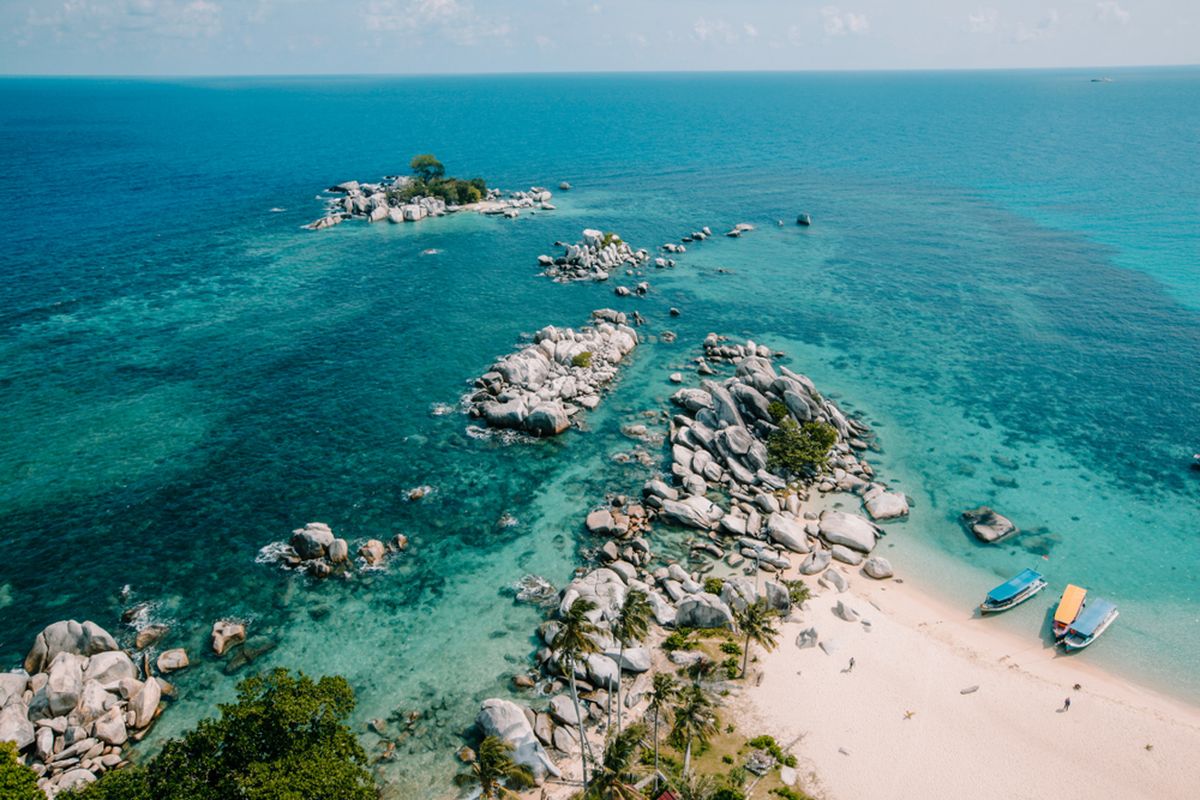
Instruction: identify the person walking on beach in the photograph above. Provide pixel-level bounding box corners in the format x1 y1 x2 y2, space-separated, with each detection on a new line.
848 657 855 673
1062 697 1071 712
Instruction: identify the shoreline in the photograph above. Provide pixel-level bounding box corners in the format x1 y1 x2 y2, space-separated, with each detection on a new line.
737 554 1200 800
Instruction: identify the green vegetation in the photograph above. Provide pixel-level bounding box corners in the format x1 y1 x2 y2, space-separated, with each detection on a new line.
781 579 811 605
571 351 594 369
720 656 740 680
710 788 746 800
766 418 838 477
732 598 781 678
612 589 652 732
718 641 741 657
585 722 647 800
748 735 798 768
663 629 692 651
0 742 41 800
389 153 487 206
767 401 790 423
671 684 719 775
552 598 602 790
454 736 533 799
68 669 376 800
771 786 817 800
703 577 725 595
600 232 623 248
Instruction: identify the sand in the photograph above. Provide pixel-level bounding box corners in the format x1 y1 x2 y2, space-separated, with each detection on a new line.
737 567 1200 800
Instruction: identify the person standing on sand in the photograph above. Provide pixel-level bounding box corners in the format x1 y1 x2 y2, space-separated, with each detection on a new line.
1062 697 1071 712
848 658 855 673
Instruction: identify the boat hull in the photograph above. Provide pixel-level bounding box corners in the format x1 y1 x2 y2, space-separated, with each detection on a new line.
979 578 1047 614
1062 609 1119 651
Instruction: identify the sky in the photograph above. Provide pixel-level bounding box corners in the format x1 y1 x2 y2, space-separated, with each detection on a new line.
0 0 1196 75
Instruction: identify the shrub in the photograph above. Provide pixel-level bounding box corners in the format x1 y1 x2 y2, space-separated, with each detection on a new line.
782 579 811 605
772 787 817 800
721 755 734 765
747 734 796 768
0 742 41 800
766 419 837 476
663 630 691 651
721 656 740 679
571 351 593 369
711 788 745 800
68 669 376 800
767 401 790 423
410 153 445 183
704 577 725 595
600 232 623 248
719 641 742 656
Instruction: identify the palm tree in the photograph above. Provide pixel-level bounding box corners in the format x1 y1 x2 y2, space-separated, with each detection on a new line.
453 736 534 799
553 597 601 790
684 655 718 686
732 597 780 678
585 722 648 800
611 589 652 732
670 684 717 777
646 673 678 793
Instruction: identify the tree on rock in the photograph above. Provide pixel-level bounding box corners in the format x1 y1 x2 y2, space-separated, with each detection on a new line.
0 742 42 800
66 669 376 800
766 406 837 477
410 153 445 183
454 736 534 799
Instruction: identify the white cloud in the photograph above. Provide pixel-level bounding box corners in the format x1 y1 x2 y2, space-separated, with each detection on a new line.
967 8 999 34
821 7 868 37
363 0 509 45
743 22 758 39
1015 8 1058 42
692 17 735 43
1096 1 1130 24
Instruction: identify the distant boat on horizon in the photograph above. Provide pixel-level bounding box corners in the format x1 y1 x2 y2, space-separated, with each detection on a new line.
1062 597 1119 650
979 568 1047 614
1091 77 1114 83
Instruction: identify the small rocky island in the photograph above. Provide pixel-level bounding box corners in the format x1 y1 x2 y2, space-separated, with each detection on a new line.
305 153 558 230
466 309 639 436
536 229 649 282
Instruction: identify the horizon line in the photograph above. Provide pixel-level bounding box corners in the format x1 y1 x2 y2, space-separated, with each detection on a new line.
1 62 1198 80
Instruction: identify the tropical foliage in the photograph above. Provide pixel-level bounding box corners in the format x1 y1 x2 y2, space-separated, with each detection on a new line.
553 597 602 789
732 598 780 678
67 669 376 800
390 153 488 205
454 736 534 799
766 418 837 476
0 742 41 800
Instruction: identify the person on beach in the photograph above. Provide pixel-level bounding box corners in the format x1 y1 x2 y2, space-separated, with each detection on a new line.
848 658 855 673
1062 697 1071 712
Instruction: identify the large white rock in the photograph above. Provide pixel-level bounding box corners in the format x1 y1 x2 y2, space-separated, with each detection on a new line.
476 698 561 785
863 487 909 520
129 675 161 729
291 522 334 560
0 703 34 750
818 511 881 553
675 592 734 629
45 652 84 717
605 647 652 673
646 592 676 627
24 620 119 674
863 557 894 579
76 679 114 722
93 705 128 746
0 672 27 707
766 513 811 553
526 403 570 436
559 568 627 622
585 654 620 690
660 495 724 530
54 768 97 794
548 694 581 726
83 650 136 686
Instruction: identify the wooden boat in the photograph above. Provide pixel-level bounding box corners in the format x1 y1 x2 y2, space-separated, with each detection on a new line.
1052 584 1087 639
1062 598 1119 650
979 568 1047 614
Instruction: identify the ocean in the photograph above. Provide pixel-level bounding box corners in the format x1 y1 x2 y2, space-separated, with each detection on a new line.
1 69 1198 797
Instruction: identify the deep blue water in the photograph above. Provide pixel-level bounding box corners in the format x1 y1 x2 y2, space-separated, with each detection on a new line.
1 70 1198 797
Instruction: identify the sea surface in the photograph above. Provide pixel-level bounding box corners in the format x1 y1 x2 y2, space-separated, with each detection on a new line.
1 70 1198 797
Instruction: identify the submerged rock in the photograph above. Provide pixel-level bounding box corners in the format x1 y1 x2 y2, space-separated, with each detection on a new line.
961 506 1018 543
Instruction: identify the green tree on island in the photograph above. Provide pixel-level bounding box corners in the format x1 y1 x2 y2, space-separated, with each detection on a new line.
766 402 838 476
671 685 718 777
409 153 445 183
611 588 652 733
67 669 376 800
454 736 534 799
732 598 780 678
0 742 42 800
647 673 679 792
585 722 649 800
553 597 602 790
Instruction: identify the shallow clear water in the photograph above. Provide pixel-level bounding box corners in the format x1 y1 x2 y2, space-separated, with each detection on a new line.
1 70 1198 796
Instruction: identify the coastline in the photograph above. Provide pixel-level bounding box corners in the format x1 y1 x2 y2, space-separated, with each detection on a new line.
737 558 1200 800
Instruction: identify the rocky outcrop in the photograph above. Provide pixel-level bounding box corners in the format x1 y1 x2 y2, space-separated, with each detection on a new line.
259 522 407 579
961 506 1018 543
467 311 638 437
307 175 554 230
476 699 560 784
5 621 169 796
818 511 881 554
675 593 735 629
538 230 649 282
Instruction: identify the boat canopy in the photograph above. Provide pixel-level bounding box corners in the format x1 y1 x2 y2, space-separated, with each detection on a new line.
1053 584 1087 625
986 568 1044 603
1068 598 1116 637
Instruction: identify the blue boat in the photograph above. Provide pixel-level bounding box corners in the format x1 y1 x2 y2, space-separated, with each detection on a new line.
1062 598 1119 650
979 568 1048 614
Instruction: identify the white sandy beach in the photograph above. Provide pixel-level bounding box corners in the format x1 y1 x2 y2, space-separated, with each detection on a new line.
738 567 1200 800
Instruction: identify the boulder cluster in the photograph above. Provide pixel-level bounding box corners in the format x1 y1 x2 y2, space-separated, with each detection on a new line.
961 506 1018 543
1 620 185 797
278 521 409 579
537 229 650 282
305 176 556 230
467 310 638 437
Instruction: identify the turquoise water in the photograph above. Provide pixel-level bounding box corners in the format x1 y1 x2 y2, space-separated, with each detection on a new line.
1 70 1198 795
